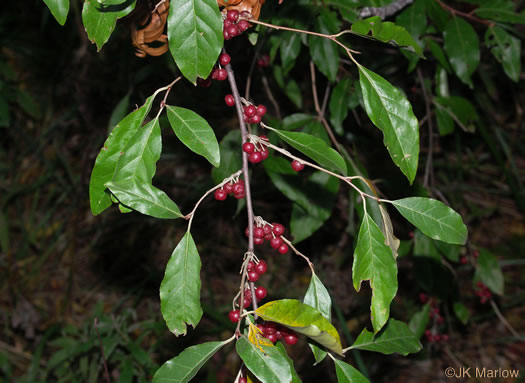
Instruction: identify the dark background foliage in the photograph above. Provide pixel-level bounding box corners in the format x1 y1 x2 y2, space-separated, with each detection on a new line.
1 0 524 381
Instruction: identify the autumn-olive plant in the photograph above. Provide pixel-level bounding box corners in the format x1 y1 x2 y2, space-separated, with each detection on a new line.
41 0 518 381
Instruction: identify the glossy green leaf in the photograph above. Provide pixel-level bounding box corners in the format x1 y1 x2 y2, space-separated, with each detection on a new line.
309 10 340 82
82 0 135 51
395 0 427 38
280 32 301 74
284 79 303 108
89 95 155 215
443 17 479 88
236 336 292 383
453 302 470 325
358 65 419 183
280 114 316 131
105 180 183 219
273 129 347 175
334 360 370 383
391 197 468 245
43 0 70 25
351 16 424 57
475 0 525 24
303 275 332 364
435 107 454 135
275 342 302 383
329 78 353 135
426 39 452 73
160 232 203 336
153 340 227 383
255 299 343 355
212 130 241 184
353 213 397 333
434 96 478 133
166 106 220 167
434 240 460 263
290 205 324 244
167 0 223 84
408 303 430 338
474 249 504 295
350 319 422 355
485 26 521 83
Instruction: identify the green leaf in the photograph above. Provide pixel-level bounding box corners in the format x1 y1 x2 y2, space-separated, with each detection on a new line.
425 39 452 73
43 0 70 25
334 360 370 383
160 232 203 336
395 0 427 38
153 340 227 383
280 114 316 131
81 0 135 51
236 336 293 383
350 319 422 355
284 79 303 108
280 32 302 74
352 213 397 333
212 130 242 184
485 26 521 83
453 302 470 325
434 95 478 133
474 249 504 295
435 106 454 135
309 10 340 82
89 95 155 215
358 65 419 183
167 0 223 84
273 129 347 174
408 303 430 338
105 180 183 219
303 275 332 364
379 205 400 259
443 17 480 88
275 343 302 383
475 1 525 24
391 197 468 245
166 106 220 167
350 16 424 57
329 78 353 135
290 204 324 243
255 299 343 355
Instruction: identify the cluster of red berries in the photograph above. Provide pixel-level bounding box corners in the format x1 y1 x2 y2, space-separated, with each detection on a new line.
245 222 288 254
245 259 268 283
214 179 245 200
223 10 251 40
245 103 267 124
425 330 449 343
257 321 299 345
429 305 444 325
242 136 269 164
474 281 492 304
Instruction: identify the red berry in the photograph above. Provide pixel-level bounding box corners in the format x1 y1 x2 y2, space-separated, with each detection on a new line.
272 223 285 236
257 54 270 68
256 324 265 333
248 271 259 282
291 160 304 171
237 19 250 32
255 286 267 300
216 68 227 81
211 68 220 80
240 11 252 20
284 333 298 345
197 77 212 87
249 114 262 124
243 296 251 308
228 310 240 323
254 237 264 245
225 94 235 106
242 142 255 154
226 9 239 22
248 151 262 163
266 333 277 343
260 148 269 160
239 378 247 383
214 189 227 201
472 249 479 258
256 104 267 116
425 330 432 337
278 243 288 254
219 53 231 66
263 225 272 235
255 260 267 274
460 256 468 264
270 237 283 249
223 29 231 40
263 326 276 336
246 260 255 270
227 24 240 38
224 182 233 194
441 334 449 342
223 19 233 28
244 105 256 117
253 227 265 238
232 181 245 195
234 191 245 199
